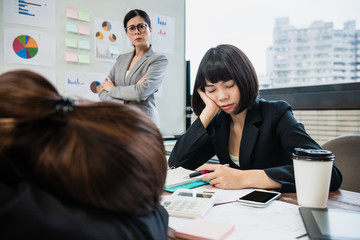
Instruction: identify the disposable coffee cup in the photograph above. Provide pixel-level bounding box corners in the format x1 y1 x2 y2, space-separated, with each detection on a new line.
292 148 334 208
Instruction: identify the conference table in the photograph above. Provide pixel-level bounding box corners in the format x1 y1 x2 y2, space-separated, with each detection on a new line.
167 189 360 239
280 189 360 211
164 144 360 239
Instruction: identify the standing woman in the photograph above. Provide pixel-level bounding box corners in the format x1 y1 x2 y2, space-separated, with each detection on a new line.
99 9 168 127
168 44 342 193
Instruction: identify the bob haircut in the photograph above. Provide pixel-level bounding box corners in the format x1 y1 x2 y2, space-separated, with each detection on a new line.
192 44 259 116
123 9 151 29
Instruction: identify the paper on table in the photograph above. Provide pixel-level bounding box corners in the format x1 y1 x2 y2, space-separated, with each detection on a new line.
169 200 306 240
204 201 306 240
195 185 254 204
165 167 204 188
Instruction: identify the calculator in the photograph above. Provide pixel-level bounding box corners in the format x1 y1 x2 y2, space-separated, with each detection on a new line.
162 189 219 218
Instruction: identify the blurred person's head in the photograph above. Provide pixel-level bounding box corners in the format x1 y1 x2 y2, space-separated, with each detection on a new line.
0 70 167 215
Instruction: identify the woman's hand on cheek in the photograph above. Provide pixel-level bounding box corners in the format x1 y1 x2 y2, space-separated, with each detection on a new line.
197 88 220 128
197 88 220 114
197 89 220 114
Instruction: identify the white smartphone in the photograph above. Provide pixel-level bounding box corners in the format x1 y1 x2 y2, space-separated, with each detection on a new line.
236 190 281 207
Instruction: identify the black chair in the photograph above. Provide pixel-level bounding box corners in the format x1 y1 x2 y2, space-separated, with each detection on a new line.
322 134 360 193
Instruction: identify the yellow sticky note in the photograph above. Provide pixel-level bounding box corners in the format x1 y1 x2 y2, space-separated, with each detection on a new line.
65 35 78 48
78 52 90 64
78 9 90 22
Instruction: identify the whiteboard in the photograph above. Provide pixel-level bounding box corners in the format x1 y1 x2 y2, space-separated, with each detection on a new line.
0 0 186 136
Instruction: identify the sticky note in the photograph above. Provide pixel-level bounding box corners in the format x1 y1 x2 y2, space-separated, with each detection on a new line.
78 37 90 50
78 9 90 22
78 52 90 64
65 50 78 63
65 35 78 48
66 20 78 33
108 43 120 55
78 22 90 36
66 6 78 20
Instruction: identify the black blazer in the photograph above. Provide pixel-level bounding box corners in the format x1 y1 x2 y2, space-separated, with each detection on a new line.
168 98 342 192
0 182 168 240
0 160 168 240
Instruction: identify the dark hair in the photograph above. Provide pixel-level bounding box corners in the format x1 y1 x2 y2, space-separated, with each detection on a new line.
0 70 167 215
123 9 151 29
192 44 259 116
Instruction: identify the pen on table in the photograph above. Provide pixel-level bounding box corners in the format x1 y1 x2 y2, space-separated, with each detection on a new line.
185 170 212 179
184 164 230 179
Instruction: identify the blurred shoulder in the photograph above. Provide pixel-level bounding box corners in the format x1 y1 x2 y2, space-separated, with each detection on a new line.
147 47 168 62
257 98 291 112
149 53 168 63
253 98 292 121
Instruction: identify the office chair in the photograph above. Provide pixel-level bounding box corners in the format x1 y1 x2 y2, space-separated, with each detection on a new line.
322 133 360 193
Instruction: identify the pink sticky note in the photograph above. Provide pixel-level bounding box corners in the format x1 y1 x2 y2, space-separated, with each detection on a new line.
66 6 78 20
65 50 78 63
78 22 90 36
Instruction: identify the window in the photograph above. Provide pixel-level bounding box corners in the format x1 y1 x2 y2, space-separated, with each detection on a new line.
186 0 360 91
186 0 360 137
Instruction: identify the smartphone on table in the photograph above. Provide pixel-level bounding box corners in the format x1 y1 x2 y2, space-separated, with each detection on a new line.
236 189 281 208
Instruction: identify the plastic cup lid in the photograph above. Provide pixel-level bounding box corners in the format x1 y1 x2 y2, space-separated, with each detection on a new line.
292 148 335 161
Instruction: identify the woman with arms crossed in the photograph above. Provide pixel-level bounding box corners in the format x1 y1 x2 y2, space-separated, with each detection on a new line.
168 44 342 192
99 9 168 128
0 70 168 239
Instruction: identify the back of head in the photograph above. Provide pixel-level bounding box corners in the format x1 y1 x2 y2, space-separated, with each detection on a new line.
0 70 167 215
0 70 59 119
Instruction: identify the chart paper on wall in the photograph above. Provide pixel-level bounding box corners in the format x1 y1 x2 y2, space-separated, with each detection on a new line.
4 27 56 66
150 14 175 54
94 18 122 62
3 0 56 29
64 71 107 102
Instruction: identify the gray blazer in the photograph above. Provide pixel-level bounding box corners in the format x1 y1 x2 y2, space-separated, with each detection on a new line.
99 46 168 127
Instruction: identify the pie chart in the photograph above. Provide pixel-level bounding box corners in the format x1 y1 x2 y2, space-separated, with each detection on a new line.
13 35 38 59
109 34 117 42
102 21 112 31
90 81 101 93
96 32 104 40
